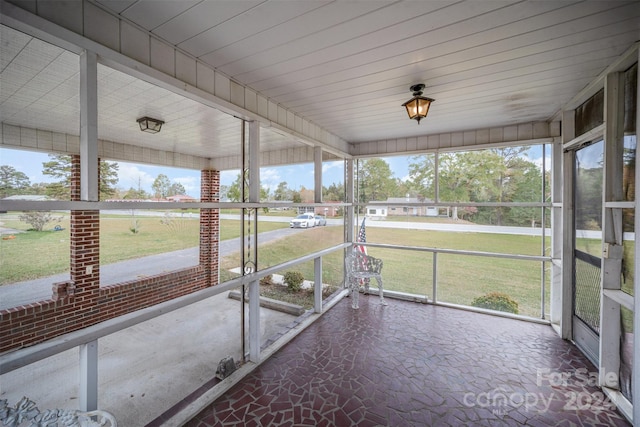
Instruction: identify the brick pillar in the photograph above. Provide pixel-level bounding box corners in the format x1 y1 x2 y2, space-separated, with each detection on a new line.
200 170 220 286
70 154 81 202
69 155 100 300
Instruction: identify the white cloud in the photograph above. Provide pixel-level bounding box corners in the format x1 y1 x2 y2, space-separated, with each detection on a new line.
220 170 239 186
531 155 551 170
174 176 200 195
260 168 281 191
117 164 155 191
322 160 343 173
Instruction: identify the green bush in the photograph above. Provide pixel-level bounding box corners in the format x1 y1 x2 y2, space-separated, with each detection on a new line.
471 292 519 314
283 270 304 293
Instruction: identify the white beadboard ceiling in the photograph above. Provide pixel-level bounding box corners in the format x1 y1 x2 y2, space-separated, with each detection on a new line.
1 0 639 162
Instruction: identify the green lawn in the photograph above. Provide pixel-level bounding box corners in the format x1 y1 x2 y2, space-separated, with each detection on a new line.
219 226 553 317
2 212 631 320
0 213 286 284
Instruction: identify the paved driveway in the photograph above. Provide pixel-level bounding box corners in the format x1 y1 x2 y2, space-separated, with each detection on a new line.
0 227 302 310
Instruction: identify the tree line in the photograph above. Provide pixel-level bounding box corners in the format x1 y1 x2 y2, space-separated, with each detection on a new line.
3 148 553 226
0 154 187 200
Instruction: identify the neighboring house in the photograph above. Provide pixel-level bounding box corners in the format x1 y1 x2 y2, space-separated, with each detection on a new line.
366 197 450 219
2 195 50 201
297 206 315 214
166 195 197 202
314 202 341 217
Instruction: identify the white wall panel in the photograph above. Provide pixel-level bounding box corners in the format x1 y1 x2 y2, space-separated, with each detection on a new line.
476 129 490 145
38 0 82 35
257 95 268 118
20 127 36 148
121 21 149 66
150 37 174 77
414 136 426 151
175 51 196 87
229 81 245 108
277 106 286 127
36 129 53 150
504 126 518 141
517 123 533 140
439 134 451 149
67 135 80 153
84 1 119 52
463 131 476 146
427 135 440 150
490 128 504 143
196 62 215 95
244 88 257 114
396 138 406 152
451 132 464 148
52 132 67 152
214 73 230 102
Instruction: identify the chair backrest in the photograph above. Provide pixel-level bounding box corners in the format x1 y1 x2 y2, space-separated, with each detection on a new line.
346 251 383 275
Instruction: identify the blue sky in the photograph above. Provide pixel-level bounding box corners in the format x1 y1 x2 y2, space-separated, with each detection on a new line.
0 146 546 198
0 147 355 197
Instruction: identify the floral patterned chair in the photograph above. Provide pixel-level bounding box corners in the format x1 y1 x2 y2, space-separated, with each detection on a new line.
345 250 387 309
0 397 117 427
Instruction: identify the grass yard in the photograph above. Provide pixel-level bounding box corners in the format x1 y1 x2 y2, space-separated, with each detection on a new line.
219 225 553 317
2 210 631 319
0 213 286 284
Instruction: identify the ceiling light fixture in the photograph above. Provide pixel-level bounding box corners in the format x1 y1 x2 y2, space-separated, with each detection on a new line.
137 116 164 134
402 84 435 124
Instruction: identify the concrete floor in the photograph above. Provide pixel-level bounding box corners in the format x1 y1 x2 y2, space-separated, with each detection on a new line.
0 292 295 427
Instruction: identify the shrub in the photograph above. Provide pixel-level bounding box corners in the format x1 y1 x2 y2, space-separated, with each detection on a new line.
283 270 304 292
471 292 519 314
260 274 274 286
18 211 62 231
129 219 141 234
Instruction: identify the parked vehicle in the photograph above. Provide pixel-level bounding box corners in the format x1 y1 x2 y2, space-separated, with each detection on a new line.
289 213 316 228
315 215 327 226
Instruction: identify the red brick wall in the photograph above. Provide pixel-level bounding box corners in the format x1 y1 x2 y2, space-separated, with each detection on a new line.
200 170 220 286
0 164 220 354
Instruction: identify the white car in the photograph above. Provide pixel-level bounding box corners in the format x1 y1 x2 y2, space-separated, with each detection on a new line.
290 213 316 228
315 215 327 226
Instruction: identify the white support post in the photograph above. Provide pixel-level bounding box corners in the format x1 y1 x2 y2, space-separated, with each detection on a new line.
79 49 99 413
633 46 640 427
600 72 624 387
314 257 322 313
561 110 576 340
314 146 322 203
248 121 260 363
432 252 437 302
248 280 260 362
79 50 99 202
248 121 260 203
345 159 354 244
79 340 98 411
550 137 563 328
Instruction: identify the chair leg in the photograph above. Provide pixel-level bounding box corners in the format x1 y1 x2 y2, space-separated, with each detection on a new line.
349 277 359 309
376 276 387 305
351 282 359 309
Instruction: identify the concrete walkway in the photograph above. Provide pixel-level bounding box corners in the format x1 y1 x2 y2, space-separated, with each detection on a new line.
0 291 297 427
0 228 309 425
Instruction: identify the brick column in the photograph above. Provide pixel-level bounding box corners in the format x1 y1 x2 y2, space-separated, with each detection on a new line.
200 170 220 286
69 154 100 300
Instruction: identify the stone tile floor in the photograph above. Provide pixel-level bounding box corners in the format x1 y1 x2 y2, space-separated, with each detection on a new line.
184 296 631 426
